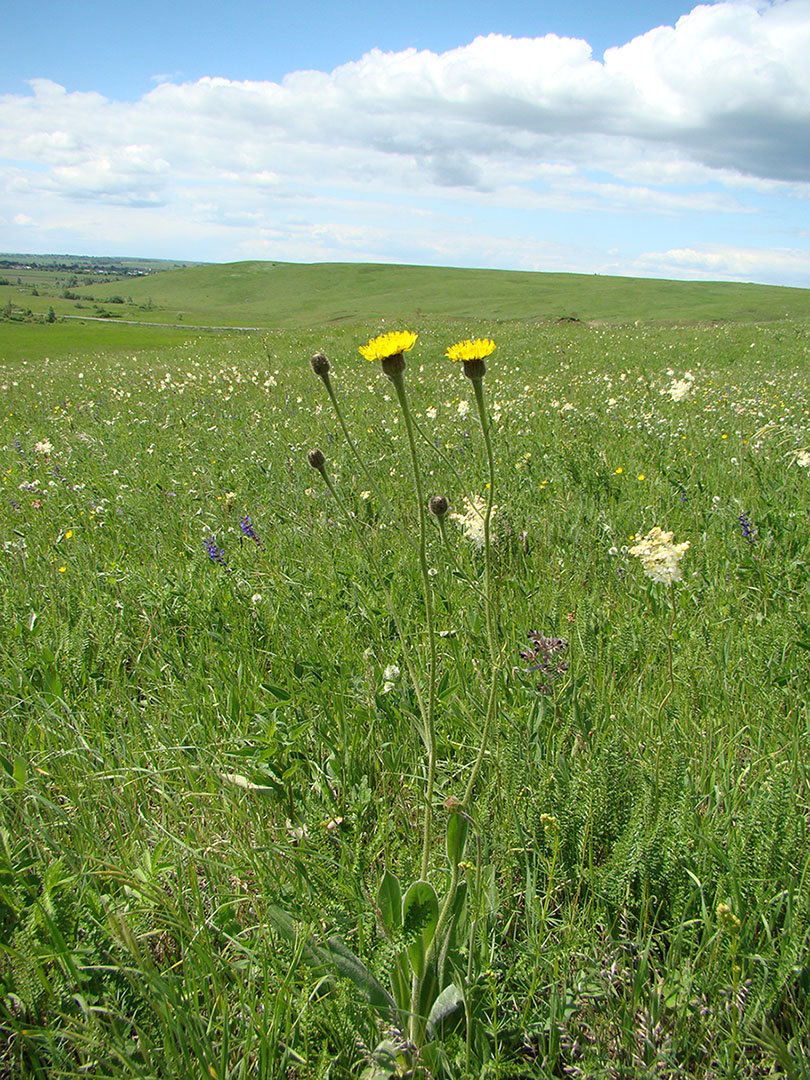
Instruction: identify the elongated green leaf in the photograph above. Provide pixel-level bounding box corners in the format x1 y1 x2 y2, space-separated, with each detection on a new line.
426 982 463 1040
437 881 468 981
390 952 411 1014
325 936 399 1022
376 870 402 935
445 812 469 867
265 905 327 969
220 772 281 797
361 1040 398 1080
402 880 439 978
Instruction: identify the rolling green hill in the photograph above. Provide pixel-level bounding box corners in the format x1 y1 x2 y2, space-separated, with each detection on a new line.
26 260 810 325
2 260 809 352
92 261 808 327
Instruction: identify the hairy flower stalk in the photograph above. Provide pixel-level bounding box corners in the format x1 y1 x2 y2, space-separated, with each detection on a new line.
418 340 505 1007
309 351 391 513
360 332 441 1045
446 339 501 807
360 333 438 882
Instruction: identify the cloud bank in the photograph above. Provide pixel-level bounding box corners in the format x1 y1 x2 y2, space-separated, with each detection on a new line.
2 0 810 284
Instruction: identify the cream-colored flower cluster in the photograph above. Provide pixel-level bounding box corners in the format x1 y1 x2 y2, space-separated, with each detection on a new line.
664 372 695 401
450 494 498 550
629 527 690 584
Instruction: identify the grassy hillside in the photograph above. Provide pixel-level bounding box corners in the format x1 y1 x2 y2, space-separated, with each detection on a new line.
97 261 810 326
0 319 201 363
3 259 809 335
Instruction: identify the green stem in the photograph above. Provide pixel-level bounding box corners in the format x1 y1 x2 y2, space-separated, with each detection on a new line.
521 829 559 1025
423 849 463 976
435 516 486 603
389 370 437 883
320 372 392 514
653 581 677 816
460 375 501 809
462 658 502 808
313 463 428 733
471 377 497 665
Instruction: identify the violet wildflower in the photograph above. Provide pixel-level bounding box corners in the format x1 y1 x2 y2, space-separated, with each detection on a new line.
204 535 229 569
239 514 265 550
739 512 756 543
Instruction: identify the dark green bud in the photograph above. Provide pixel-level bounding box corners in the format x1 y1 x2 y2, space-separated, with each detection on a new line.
310 351 331 377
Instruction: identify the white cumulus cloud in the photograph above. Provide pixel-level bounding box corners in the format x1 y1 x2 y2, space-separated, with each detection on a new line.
1 0 809 281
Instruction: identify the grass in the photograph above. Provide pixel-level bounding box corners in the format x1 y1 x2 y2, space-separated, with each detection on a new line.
2 257 810 333
1 305 810 1078
0 319 208 363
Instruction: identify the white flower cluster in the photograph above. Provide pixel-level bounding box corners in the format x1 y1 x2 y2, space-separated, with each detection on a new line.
664 372 695 402
795 450 810 469
629 527 690 585
382 664 400 693
450 494 498 550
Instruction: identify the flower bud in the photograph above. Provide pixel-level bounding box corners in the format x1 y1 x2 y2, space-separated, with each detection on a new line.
380 352 407 379
307 448 326 470
429 495 449 519
310 351 331 377
461 358 487 380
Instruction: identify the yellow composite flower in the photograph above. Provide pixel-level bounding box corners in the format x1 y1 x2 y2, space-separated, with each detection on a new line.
358 331 418 363
445 338 496 362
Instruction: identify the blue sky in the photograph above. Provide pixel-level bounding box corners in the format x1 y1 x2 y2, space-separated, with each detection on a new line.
3 0 810 287
4 1 699 99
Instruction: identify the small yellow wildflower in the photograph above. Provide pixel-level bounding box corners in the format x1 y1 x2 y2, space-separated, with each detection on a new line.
445 338 496 362
716 902 741 931
58 566 67 573
358 331 417 363
64 529 73 539
637 473 645 481
615 467 623 474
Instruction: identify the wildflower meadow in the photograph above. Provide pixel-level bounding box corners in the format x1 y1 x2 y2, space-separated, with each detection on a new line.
2 314 810 1078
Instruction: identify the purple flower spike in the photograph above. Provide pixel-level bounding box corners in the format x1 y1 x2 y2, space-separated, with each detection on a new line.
204 535 230 569
239 514 265 550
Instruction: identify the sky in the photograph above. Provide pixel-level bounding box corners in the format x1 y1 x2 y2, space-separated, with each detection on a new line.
3 0 810 288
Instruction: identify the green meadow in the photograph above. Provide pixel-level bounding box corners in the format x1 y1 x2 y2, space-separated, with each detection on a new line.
3 258 810 332
2 261 810 1078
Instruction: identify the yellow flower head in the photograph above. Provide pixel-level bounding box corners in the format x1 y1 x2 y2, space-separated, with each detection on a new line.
358 331 418 363
445 338 496 362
